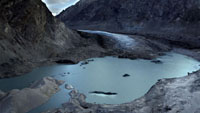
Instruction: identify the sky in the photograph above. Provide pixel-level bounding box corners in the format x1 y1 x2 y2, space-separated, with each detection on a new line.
42 0 80 16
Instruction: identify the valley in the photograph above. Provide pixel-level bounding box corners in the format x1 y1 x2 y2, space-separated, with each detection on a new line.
0 0 200 113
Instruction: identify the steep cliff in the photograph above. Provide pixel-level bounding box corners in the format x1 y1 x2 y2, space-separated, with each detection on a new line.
58 0 200 48
0 0 85 78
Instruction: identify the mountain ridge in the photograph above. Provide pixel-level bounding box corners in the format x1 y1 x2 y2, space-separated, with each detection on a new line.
58 0 200 44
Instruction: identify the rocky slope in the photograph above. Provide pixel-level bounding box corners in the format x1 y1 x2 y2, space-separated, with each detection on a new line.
58 0 200 48
0 77 64 113
45 70 200 113
0 0 84 78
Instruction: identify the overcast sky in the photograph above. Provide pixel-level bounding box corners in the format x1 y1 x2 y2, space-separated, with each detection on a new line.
42 0 79 16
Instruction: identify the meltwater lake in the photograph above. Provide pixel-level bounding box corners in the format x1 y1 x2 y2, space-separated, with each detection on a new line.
0 52 200 113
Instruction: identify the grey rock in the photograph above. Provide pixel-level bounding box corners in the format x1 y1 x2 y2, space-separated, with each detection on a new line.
65 84 74 90
0 90 5 99
0 77 64 113
69 90 79 98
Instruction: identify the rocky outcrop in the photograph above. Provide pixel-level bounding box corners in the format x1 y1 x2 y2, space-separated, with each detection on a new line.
65 84 74 90
44 70 200 113
0 77 64 113
0 90 5 98
58 0 200 48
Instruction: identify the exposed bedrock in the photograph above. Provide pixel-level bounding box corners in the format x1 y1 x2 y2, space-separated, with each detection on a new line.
0 77 64 113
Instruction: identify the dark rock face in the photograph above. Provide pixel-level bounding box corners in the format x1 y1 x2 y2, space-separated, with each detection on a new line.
59 0 200 23
0 0 84 78
58 0 200 48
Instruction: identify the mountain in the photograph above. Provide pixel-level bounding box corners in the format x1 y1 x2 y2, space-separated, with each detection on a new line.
1 0 200 113
58 0 200 48
0 0 82 78
58 0 200 31
0 0 107 78
0 0 175 78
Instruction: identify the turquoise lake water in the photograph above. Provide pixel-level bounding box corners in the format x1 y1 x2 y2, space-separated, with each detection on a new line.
0 52 200 113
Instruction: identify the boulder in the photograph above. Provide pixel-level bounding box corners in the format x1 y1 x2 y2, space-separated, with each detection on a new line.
65 84 74 90
123 74 131 77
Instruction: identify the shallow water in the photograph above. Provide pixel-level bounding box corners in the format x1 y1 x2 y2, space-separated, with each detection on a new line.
0 53 200 113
